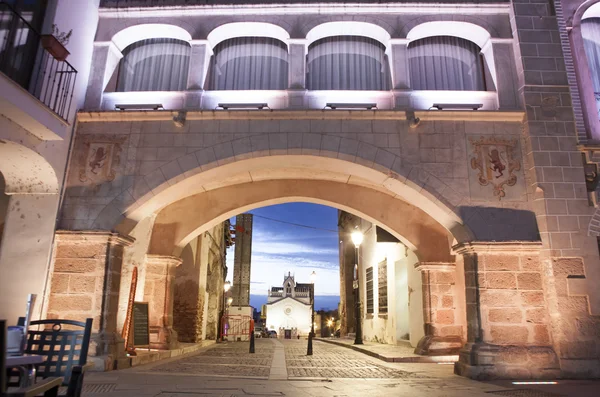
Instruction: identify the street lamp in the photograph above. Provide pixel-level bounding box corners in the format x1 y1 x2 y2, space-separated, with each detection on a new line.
219 281 231 342
219 281 232 341
351 230 363 345
307 270 316 356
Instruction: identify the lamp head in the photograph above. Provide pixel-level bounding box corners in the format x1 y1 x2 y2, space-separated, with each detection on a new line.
351 230 363 247
227 297 233 306
224 280 231 292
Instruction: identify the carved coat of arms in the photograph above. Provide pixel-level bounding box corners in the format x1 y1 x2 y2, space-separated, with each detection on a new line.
469 136 522 200
77 135 126 186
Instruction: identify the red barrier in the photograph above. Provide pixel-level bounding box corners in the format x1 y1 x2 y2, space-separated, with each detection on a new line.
220 314 252 341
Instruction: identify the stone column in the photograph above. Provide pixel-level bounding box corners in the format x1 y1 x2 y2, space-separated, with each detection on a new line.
414 262 464 355
144 254 182 350
48 231 134 371
84 42 122 110
491 40 521 110
185 40 212 109
453 242 560 380
288 39 307 108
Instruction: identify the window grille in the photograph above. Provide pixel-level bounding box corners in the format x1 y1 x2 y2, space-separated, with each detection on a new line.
366 267 374 314
378 260 388 314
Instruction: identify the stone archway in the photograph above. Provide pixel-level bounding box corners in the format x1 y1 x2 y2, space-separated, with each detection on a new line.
0 139 59 324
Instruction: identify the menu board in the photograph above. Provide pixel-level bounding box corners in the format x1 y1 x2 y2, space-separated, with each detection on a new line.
132 302 150 347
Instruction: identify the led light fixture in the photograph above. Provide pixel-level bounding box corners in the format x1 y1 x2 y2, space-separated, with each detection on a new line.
512 382 558 385
115 104 164 111
217 103 269 110
325 103 377 110
432 103 483 111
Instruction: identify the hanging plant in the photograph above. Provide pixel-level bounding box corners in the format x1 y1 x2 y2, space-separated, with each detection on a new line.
41 24 72 61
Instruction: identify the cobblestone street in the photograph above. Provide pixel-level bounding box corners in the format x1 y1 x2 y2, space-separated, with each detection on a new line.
283 339 424 379
81 339 600 397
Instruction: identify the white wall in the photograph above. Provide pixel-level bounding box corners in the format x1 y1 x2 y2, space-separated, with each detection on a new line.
266 298 312 336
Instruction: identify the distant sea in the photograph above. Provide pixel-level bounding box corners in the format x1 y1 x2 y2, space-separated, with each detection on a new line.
250 294 339 311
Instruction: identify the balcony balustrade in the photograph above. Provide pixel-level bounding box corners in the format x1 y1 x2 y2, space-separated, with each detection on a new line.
0 2 77 121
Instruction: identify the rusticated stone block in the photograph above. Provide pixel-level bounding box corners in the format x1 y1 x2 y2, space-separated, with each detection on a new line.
49 295 93 312
526 308 547 324
50 274 69 294
521 291 545 307
484 255 520 271
53 258 100 273
439 325 463 337
534 324 550 344
435 309 455 325
517 272 543 290
486 272 517 289
489 308 523 323
442 295 454 308
521 256 542 271
481 290 520 307
490 326 529 344
55 243 106 259
434 272 456 284
68 275 97 293
552 257 585 276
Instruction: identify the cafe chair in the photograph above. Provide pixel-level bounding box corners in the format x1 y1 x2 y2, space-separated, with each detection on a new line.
1 320 63 397
17 319 93 397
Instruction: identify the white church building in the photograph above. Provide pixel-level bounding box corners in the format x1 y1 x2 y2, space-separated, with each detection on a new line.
266 273 312 339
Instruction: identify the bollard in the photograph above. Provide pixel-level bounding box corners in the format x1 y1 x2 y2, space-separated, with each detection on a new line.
249 330 255 353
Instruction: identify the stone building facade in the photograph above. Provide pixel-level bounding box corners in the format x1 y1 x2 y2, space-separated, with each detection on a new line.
1 0 600 380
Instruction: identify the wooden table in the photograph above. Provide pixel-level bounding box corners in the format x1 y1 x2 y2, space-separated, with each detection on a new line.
6 354 44 387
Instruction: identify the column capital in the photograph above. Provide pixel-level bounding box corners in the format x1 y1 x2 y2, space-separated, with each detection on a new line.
55 230 135 247
414 262 455 272
145 254 182 267
452 241 542 255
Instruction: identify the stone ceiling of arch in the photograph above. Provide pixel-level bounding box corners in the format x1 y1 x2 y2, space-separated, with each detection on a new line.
147 179 454 262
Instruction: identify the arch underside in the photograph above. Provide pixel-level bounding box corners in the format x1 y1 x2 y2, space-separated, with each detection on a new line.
144 178 456 263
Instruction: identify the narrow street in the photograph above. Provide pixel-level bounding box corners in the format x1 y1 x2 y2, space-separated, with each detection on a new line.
79 340 598 397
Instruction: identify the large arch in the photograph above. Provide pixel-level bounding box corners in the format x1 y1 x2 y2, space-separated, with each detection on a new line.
90 148 471 244
0 139 58 194
207 22 290 49
147 179 454 263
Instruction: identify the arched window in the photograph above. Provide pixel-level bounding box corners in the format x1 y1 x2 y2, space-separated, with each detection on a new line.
116 38 191 92
408 36 485 91
582 17 600 118
210 37 289 90
307 36 391 91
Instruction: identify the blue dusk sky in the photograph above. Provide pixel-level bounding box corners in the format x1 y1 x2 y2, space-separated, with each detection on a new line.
225 203 340 311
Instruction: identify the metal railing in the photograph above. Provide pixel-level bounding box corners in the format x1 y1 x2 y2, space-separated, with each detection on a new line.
0 2 77 121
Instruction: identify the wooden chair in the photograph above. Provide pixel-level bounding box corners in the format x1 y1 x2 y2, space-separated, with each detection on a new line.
17 319 93 397
1 320 63 397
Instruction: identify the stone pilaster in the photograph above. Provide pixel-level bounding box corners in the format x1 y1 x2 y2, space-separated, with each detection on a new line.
83 42 122 110
414 262 464 355
144 254 182 350
48 231 135 371
185 40 212 109
453 242 560 380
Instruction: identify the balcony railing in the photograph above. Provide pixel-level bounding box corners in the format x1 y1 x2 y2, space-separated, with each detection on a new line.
0 2 77 121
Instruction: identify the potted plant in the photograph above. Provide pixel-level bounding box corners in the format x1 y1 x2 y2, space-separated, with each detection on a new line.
41 24 72 61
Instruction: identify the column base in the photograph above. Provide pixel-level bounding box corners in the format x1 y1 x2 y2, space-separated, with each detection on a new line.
88 332 127 371
150 326 179 350
454 342 561 380
414 335 463 355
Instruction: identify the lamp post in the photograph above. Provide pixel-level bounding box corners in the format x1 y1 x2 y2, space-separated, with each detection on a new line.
219 281 231 342
351 230 363 345
307 270 316 356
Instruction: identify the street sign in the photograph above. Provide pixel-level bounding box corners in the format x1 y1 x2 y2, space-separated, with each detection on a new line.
353 280 358 289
